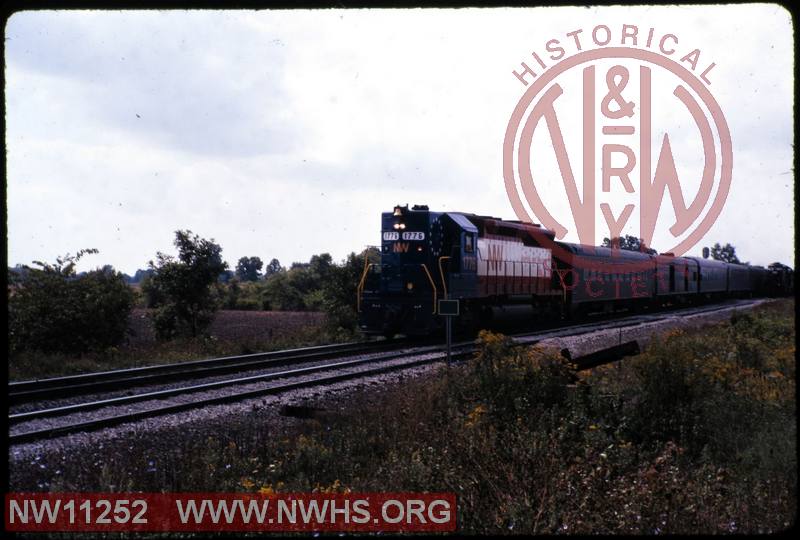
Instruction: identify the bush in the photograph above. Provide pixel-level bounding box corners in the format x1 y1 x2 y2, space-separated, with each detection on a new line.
469 331 575 421
598 313 795 465
261 272 306 311
220 279 264 311
239 248 378 326
142 231 227 339
8 250 134 355
319 249 380 334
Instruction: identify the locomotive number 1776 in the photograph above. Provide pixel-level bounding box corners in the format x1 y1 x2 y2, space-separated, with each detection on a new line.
383 232 425 241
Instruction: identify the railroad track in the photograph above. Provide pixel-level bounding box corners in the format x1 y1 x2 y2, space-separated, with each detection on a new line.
8 338 414 404
8 346 475 445
8 299 764 445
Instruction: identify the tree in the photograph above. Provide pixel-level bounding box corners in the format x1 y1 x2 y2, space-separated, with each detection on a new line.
319 247 381 334
262 271 306 311
709 242 741 264
122 268 155 284
142 230 228 339
8 264 30 285
265 258 283 277
218 269 235 283
256 249 381 330
9 250 135 355
309 253 333 280
602 235 657 255
235 256 263 282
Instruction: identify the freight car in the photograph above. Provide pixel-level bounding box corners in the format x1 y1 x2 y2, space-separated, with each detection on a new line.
357 205 793 337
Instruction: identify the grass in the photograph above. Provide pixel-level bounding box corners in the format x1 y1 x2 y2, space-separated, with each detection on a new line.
8 310 351 381
10 299 795 534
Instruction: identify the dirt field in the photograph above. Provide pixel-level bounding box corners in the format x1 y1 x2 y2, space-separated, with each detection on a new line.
127 309 326 346
9 309 330 380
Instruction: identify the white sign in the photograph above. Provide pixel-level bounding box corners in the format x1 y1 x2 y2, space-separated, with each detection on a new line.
402 231 425 240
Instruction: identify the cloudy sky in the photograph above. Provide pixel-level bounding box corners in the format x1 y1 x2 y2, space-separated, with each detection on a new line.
5 5 794 275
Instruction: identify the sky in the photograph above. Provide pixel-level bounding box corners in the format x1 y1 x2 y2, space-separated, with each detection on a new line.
4 5 795 275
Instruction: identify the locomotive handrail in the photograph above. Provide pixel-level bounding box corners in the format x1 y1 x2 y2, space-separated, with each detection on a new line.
437 256 451 299
420 263 438 314
356 263 376 313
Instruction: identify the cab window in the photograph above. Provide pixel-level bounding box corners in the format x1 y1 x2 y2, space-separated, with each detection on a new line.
464 235 474 253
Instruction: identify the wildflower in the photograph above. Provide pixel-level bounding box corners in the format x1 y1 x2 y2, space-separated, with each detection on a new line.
240 477 255 489
465 404 486 427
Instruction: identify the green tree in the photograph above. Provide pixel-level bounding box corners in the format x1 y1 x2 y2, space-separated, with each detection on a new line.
235 256 263 282
218 269 235 284
709 242 741 264
142 230 228 339
309 253 334 281
130 268 154 283
223 277 242 309
265 258 283 277
320 247 380 333
602 235 657 254
257 249 380 329
262 271 306 311
8 249 135 355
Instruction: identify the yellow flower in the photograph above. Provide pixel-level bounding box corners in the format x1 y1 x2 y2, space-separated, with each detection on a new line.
240 477 255 489
465 404 487 427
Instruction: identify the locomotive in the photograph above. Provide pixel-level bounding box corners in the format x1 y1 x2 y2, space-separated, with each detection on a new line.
357 205 793 337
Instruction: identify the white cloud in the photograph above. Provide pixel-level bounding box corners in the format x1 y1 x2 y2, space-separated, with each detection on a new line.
5 6 794 274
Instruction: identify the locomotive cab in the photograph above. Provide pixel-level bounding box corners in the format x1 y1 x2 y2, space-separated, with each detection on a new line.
358 205 478 337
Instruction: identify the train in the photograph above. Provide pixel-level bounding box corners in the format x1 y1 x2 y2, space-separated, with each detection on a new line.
357 204 794 337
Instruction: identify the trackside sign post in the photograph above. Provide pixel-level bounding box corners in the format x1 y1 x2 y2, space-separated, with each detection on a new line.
438 299 459 366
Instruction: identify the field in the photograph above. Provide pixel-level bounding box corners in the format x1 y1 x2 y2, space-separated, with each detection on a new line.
9 309 329 381
10 299 795 534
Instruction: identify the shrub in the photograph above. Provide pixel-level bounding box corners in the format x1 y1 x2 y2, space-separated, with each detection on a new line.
8 250 134 355
142 230 227 339
470 331 575 420
319 249 380 334
609 316 795 466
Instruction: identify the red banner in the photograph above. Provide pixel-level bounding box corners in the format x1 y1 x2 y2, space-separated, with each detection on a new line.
5 492 456 532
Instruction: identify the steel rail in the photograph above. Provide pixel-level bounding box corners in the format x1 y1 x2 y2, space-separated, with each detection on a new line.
9 349 475 445
10 344 473 424
8 338 413 404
